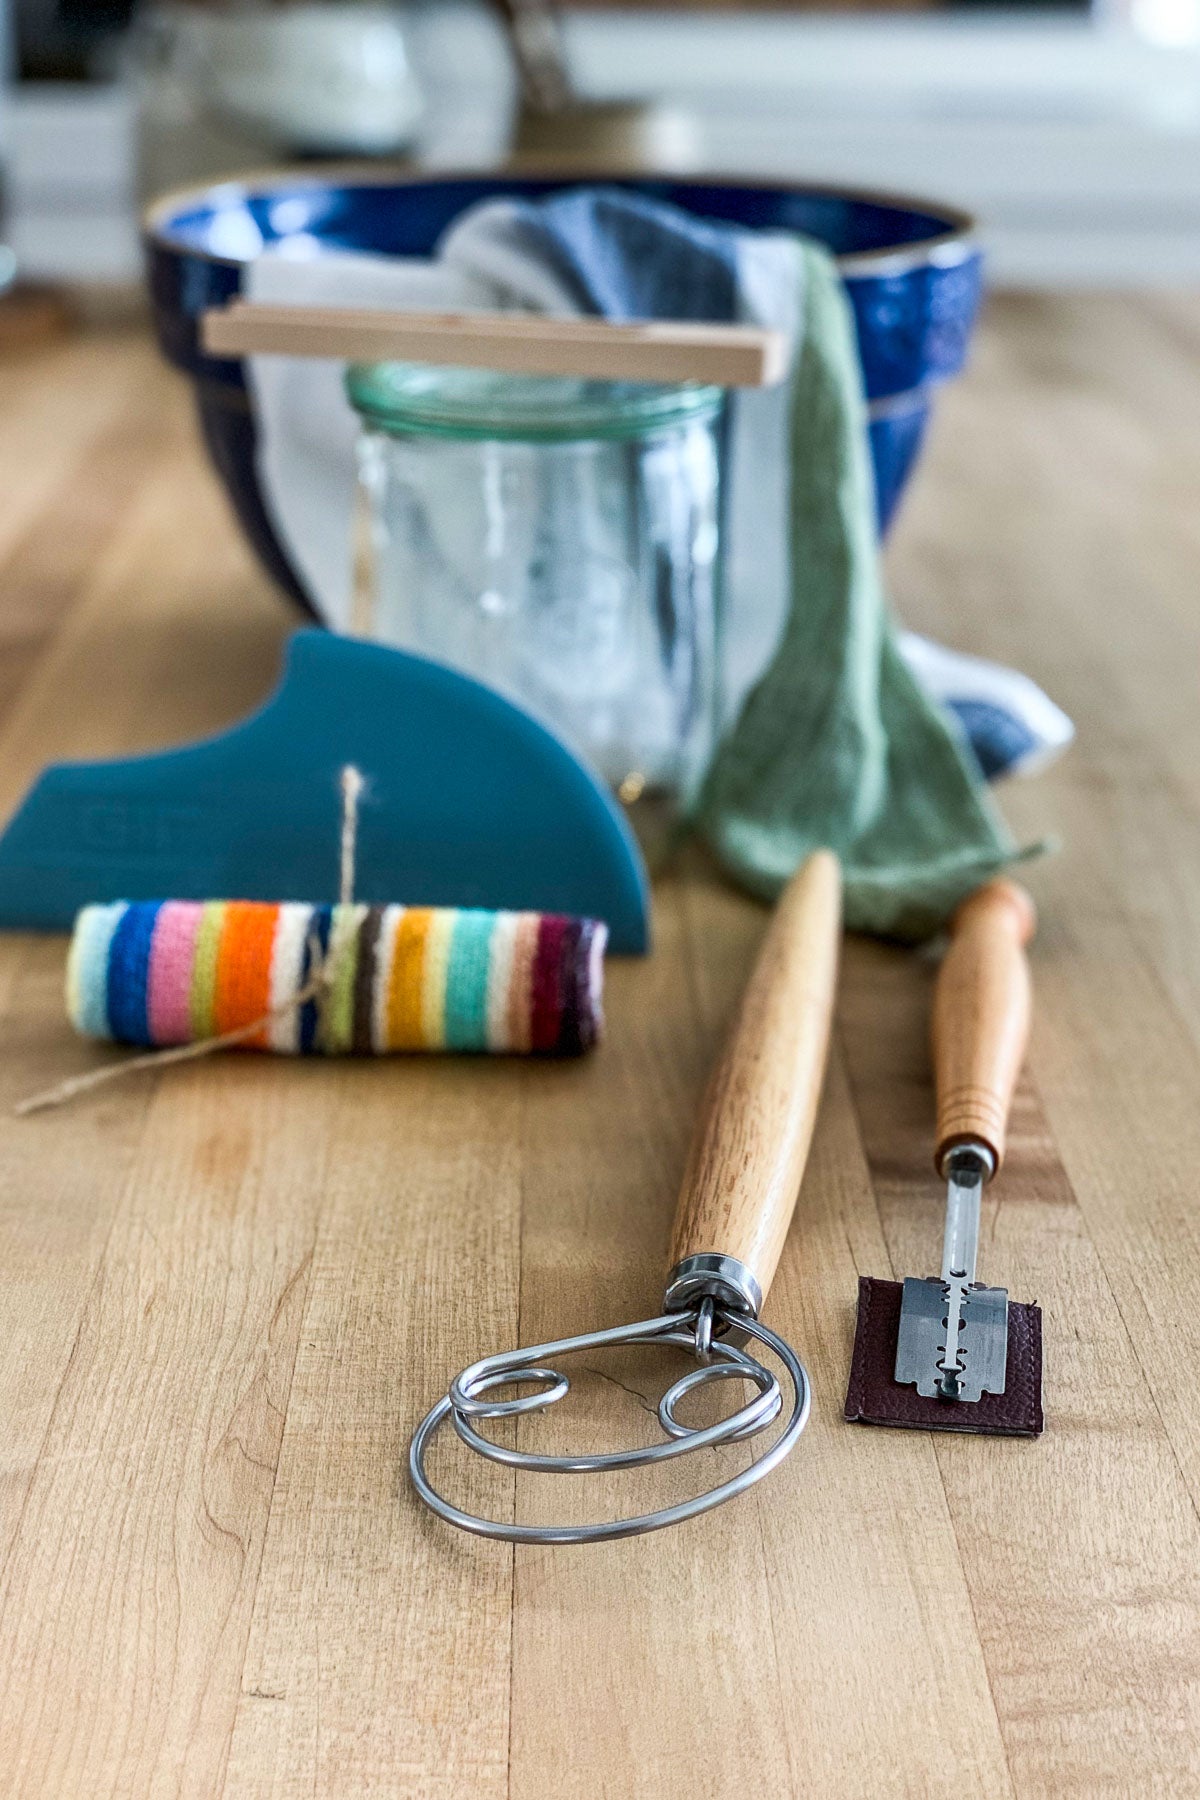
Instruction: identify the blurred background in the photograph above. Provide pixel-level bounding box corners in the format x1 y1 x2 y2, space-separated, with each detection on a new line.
4 0 1200 294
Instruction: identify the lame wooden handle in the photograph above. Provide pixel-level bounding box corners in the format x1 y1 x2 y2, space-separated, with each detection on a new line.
667 851 842 1307
933 879 1036 1175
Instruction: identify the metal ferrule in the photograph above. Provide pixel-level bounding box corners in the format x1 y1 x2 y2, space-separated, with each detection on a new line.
662 1253 762 1320
937 1140 996 1184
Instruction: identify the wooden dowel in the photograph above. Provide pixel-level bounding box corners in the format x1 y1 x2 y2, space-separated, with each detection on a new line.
201 302 789 389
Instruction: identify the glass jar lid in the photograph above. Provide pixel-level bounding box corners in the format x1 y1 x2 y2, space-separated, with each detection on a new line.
345 360 724 444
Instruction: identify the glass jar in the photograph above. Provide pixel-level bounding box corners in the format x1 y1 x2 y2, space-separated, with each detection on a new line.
347 361 724 866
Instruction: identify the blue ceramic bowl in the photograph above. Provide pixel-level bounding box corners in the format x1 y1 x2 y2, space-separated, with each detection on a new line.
145 172 982 612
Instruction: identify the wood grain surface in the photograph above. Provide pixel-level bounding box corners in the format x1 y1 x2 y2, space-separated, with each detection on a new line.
0 298 1198 1797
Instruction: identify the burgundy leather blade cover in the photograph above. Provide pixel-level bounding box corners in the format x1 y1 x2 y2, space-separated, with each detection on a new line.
844 1276 1044 1438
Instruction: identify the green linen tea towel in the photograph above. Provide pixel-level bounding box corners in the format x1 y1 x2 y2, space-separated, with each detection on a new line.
700 239 1035 943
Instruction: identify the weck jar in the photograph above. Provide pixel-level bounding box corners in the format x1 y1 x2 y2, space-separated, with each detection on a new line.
346 361 724 866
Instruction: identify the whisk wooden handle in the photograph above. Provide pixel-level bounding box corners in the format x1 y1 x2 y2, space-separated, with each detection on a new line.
666 851 841 1310
933 878 1036 1175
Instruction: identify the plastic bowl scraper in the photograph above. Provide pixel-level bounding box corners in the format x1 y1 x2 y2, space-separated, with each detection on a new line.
844 879 1044 1438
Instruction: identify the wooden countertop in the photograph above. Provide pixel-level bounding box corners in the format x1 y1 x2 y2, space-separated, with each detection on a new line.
1 298 1198 1798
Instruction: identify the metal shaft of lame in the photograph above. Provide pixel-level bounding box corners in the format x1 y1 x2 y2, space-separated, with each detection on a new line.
937 1145 990 1399
942 1160 982 1284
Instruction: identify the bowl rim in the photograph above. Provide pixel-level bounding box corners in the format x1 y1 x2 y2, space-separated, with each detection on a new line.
143 164 978 281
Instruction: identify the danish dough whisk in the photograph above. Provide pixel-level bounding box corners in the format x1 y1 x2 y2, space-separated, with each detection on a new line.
410 851 842 1544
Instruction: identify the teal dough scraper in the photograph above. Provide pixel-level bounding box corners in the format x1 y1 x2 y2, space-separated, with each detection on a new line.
0 632 649 952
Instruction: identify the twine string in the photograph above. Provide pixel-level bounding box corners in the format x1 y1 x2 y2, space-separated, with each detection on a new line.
16 764 365 1118
339 764 362 908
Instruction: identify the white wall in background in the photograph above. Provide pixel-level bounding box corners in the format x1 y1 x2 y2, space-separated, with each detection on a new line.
9 83 138 280
11 6 1200 286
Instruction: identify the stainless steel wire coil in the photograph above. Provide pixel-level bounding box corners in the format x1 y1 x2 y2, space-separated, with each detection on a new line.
409 1301 811 1545
410 854 842 1549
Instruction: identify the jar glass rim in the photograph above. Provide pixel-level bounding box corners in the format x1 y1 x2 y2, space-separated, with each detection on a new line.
345 360 725 443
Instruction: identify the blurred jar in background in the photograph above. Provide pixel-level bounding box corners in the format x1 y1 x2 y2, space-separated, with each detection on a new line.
1098 0 1200 44
130 1 423 200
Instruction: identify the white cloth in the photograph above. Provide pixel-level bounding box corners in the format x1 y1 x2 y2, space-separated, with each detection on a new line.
897 630 1074 778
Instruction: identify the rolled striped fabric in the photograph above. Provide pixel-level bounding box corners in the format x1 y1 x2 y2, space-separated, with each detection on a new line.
67 901 606 1056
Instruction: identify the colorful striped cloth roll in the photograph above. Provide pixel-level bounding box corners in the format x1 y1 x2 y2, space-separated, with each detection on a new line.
67 901 606 1056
